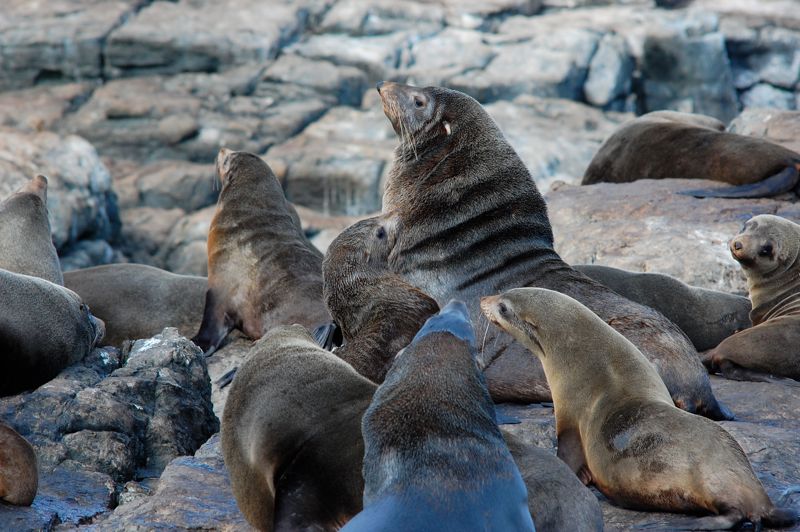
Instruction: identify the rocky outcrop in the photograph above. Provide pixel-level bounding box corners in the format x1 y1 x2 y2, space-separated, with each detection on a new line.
727 108 800 152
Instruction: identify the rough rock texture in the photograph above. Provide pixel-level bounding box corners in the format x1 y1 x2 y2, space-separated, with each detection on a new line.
206 334 253 420
728 108 800 152
156 206 214 276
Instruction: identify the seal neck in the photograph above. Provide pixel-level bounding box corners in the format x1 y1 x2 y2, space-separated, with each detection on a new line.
747 250 800 325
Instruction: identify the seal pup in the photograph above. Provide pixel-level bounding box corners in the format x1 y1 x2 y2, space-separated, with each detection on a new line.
0 269 104 396
0 422 38 506
482 288 799 530
0 174 63 285
377 81 730 420
581 111 800 198
322 214 439 383
64 264 206 347
705 215 800 381
193 148 330 354
342 301 535 531
575 264 751 351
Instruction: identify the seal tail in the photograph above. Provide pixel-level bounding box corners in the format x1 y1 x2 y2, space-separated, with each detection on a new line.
677 165 799 199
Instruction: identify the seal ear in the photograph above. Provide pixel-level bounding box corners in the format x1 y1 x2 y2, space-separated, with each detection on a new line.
443 121 451 136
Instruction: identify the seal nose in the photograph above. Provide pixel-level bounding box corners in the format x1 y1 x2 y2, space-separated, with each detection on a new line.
733 241 743 251
730 238 747 260
376 81 385 93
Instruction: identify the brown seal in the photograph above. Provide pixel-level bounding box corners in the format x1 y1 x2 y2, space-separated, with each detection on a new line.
575 264 751 351
322 213 439 383
0 269 104 396
64 263 206 347
705 215 800 381
377 81 731 420
482 288 799 529
582 111 800 198
192 148 330 354
0 422 38 506
0 175 63 285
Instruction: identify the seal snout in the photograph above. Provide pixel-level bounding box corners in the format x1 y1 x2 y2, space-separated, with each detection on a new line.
215 147 234 184
480 295 503 326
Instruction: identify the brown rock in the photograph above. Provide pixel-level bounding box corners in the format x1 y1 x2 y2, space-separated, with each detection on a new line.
728 108 800 153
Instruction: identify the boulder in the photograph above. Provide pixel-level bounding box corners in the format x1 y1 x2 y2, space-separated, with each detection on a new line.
263 54 369 107
740 83 797 110
727 108 800 153
206 334 253 420
157 206 215 276
402 28 495 87
0 83 95 132
119 206 187 267
318 0 446 36
59 239 126 272
584 33 635 108
116 161 217 212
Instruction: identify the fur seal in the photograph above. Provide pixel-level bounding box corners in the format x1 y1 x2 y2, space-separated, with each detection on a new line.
705 215 800 381
322 214 439 383
343 301 535 531
575 264 751 351
482 288 799 529
193 148 330 354
0 422 38 506
0 175 63 285
221 324 376 531
378 81 730 420
581 111 800 199
64 264 206 347
0 269 104 396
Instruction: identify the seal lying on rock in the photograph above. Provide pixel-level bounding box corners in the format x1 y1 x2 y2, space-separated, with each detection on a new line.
575 264 751 351
482 288 799 530
377 81 730 420
582 111 800 199
193 148 330 354
0 422 38 506
64 264 206 347
705 215 800 381
342 301 535 532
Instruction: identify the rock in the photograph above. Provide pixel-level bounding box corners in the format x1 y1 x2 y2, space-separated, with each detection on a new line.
740 83 797 110
546 179 800 293
59 239 126 272
584 33 635 108
116 161 217 212
438 0 543 30
206 334 253 420
0 83 95 132
0 128 118 251
319 0 446 36
263 54 369 107
402 28 494 87
119 207 187 267
157 206 215 275
727 108 800 153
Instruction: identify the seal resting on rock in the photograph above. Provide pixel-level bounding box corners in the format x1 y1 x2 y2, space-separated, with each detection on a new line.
482 288 799 530
0 174 63 285
581 111 800 199
377 81 730 420
705 215 800 381
64 264 206 347
342 301 535 532
0 422 38 506
575 264 751 351
193 148 330 354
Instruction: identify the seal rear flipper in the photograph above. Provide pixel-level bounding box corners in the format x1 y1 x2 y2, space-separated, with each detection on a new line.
677 165 799 199
716 360 800 387
557 429 591 484
633 514 745 530
192 289 234 355
313 321 342 351
495 412 521 425
215 367 238 389
765 506 800 529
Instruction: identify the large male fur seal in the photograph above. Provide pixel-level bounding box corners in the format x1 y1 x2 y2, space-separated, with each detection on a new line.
322 214 439 383
705 215 800 381
0 422 38 506
0 175 63 285
64 264 206 347
343 301 535 531
378 81 730 420
193 148 330 354
582 111 800 198
482 288 799 529
0 269 104 396
575 264 751 351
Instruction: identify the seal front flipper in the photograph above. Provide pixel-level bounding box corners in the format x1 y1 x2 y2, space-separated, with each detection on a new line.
557 428 591 485
678 165 799 199
313 321 342 351
192 288 234 355
633 514 745 530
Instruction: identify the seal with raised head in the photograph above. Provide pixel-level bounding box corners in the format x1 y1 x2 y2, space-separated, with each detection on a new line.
377 81 730 420
0 174 63 285
575 264 751 351
343 300 535 532
64 263 207 347
0 269 104 396
482 288 799 530
581 111 800 198
322 213 439 383
0 422 38 506
193 148 331 354
704 214 800 381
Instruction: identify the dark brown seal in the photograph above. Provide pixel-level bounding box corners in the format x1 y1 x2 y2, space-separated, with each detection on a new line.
482 288 799 530
0 175 63 285
377 81 731 420
322 213 439 383
0 269 104 396
582 111 800 198
192 148 330 354
705 215 800 381
0 422 38 506
575 264 751 351
64 263 206 347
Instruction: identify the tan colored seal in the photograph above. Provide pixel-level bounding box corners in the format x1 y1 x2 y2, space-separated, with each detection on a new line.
482 287 799 529
64 264 206 347
0 175 62 285
193 148 330 354
0 422 38 506
705 215 800 381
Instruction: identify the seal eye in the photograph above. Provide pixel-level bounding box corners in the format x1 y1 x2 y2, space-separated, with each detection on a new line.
376 227 386 240
498 302 508 315
414 97 424 108
758 244 773 258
